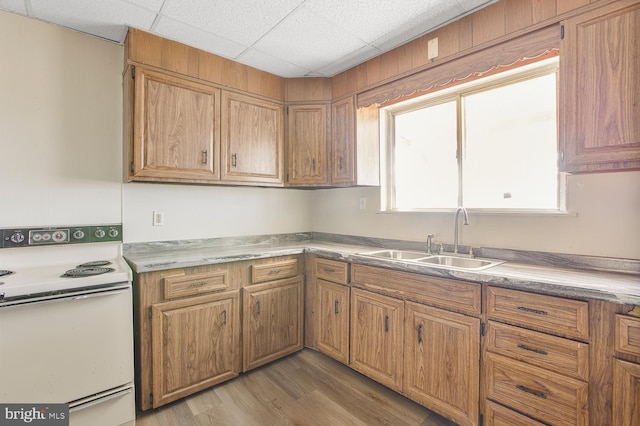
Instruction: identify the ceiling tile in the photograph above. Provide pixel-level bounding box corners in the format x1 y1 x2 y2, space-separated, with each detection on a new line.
153 15 248 59
162 0 303 46
0 0 27 15
253 6 367 72
237 48 311 78
315 44 380 77
123 0 165 12
29 0 157 42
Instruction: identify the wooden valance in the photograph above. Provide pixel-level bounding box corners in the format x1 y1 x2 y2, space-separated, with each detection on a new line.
356 24 560 108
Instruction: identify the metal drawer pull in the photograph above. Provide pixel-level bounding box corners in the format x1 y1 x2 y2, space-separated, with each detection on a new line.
222 310 227 325
516 385 547 399
322 268 336 273
268 269 283 275
517 344 548 355
189 282 207 288
201 150 208 164
517 306 548 315
417 324 423 343
384 315 389 332
334 300 339 315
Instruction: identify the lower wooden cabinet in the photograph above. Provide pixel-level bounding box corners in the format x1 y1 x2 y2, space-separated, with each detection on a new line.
404 302 480 426
316 279 350 364
242 276 304 371
151 291 240 408
612 358 640 425
349 287 404 391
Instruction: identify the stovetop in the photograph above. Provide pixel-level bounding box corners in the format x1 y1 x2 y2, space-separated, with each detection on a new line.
0 241 132 301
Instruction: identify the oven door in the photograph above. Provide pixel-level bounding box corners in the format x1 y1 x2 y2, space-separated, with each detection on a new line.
0 284 134 403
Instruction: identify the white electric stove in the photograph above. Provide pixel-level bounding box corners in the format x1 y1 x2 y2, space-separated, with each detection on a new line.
0 224 135 426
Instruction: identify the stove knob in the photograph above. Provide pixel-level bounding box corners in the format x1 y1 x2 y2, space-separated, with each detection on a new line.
10 232 25 244
94 229 106 239
108 228 119 238
73 230 85 240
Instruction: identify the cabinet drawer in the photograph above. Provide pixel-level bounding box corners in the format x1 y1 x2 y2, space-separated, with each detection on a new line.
485 352 588 426
251 258 299 284
352 264 480 316
485 400 544 426
486 321 589 381
615 314 640 357
164 270 230 299
486 287 589 340
315 258 349 284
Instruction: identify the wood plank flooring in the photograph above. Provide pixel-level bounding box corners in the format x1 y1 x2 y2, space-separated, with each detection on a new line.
136 349 458 426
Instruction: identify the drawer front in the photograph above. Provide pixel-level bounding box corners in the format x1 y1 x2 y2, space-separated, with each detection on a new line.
615 314 640 357
352 264 480 316
251 258 299 284
486 286 589 340
485 400 544 426
485 352 588 426
164 270 230 299
486 321 589 381
315 258 349 285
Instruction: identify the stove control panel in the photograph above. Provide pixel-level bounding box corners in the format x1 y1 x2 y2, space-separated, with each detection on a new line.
1 224 123 248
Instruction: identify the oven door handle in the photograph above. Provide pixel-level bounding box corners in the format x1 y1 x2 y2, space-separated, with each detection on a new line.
0 283 131 308
69 387 133 413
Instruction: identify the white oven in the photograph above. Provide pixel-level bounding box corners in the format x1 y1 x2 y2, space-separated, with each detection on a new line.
0 225 135 426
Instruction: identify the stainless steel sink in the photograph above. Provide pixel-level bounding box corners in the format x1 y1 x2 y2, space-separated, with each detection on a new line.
415 255 503 270
358 249 432 261
357 250 504 271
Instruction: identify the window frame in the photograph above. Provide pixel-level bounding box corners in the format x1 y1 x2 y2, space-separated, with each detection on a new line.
380 56 567 215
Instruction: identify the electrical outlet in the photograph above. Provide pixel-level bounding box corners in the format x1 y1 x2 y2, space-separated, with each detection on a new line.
359 197 367 210
153 211 164 226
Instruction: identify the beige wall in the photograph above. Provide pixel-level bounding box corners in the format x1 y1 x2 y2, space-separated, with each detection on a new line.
0 11 312 243
2 10 638 259
311 170 640 259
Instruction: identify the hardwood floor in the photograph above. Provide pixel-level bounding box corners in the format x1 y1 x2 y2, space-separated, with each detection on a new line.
136 349 458 426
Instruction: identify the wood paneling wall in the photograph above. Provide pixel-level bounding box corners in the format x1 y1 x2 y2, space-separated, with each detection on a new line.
332 0 610 100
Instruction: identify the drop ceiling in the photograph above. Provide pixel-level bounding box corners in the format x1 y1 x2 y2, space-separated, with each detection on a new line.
0 0 496 77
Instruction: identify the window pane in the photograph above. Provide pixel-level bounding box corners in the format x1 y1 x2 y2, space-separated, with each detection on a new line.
394 101 458 209
462 73 558 209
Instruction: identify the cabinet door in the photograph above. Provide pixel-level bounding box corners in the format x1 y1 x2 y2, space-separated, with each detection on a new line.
132 67 221 181
560 0 640 172
613 358 640 426
350 287 404 391
331 96 356 185
242 276 304 371
404 302 480 426
151 291 239 408
286 104 329 186
221 91 284 185
316 279 350 364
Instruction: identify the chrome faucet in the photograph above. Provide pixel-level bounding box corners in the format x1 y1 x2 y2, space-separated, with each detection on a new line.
426 234 434 254
453 207 469 254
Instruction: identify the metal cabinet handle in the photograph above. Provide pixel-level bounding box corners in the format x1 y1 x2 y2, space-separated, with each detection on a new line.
255 300 260 315
232 153 237 167
417 324 423 343
201 150 208 164
312 158 316 171
517 344 548 355
334 300 339 315
517 306 548 315
338 156 343 170
516 385 547 399
222 310 227 325
384 315 389 332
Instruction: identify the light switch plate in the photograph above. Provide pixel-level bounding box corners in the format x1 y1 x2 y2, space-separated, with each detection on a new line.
428 37 438 60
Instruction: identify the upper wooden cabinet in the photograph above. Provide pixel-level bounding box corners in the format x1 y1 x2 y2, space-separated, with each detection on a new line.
221 91 284 185
331 97 356 185
560 0 640 172
127 67 221 182
286 104 329 186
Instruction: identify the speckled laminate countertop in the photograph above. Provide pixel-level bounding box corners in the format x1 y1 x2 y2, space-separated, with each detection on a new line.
123 233 640 305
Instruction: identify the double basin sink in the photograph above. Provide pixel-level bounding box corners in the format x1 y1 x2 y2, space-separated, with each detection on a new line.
357 249 504 271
